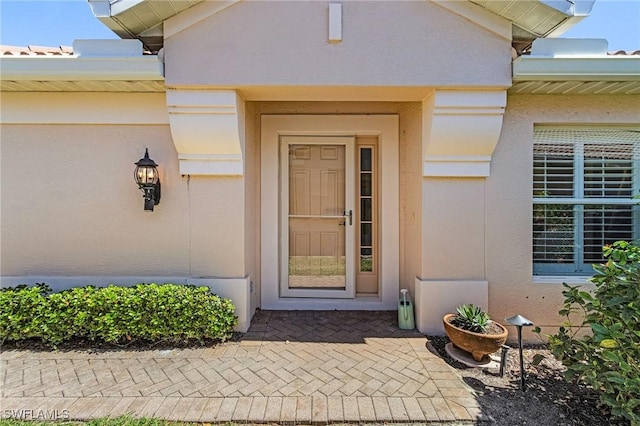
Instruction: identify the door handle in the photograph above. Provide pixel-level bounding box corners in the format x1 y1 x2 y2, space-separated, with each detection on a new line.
344 210 353 226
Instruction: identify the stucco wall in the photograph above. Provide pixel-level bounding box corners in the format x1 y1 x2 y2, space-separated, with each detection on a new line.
247 102 422 301
164 1 511 89
421 178 487 279
0 93 246 281
487 94 640 341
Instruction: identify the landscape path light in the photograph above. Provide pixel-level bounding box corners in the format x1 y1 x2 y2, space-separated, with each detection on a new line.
505 314 534 391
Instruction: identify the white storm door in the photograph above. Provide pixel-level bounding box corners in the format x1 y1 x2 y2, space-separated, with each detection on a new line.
280 136 356 298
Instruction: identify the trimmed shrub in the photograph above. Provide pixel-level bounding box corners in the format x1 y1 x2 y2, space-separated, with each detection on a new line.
539 241 640 425
0 283 237 346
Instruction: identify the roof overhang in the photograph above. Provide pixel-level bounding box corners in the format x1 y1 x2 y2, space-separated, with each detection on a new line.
469 0 595 52
88 0 594 52
88 0 216 52
0 40 164 92
511 39 640 94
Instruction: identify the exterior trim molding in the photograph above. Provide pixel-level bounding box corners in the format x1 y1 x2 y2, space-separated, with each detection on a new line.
422 89 507 177
513 57 640 81
167 89 245 176
260 115 400 311
0 56 163 81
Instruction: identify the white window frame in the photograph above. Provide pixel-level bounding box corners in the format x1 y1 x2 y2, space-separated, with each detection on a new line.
533 127 640 275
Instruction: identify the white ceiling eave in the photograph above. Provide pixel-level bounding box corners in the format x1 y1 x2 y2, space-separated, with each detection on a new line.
88 0 205 51
509 79 640 95
469 0 594 36
469 0 594 50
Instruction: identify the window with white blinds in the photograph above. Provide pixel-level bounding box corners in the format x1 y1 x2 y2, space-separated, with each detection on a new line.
533 129 640 274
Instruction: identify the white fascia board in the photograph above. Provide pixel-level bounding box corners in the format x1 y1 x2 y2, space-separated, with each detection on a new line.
87 0 111 17
540 0 595 16
0 56 164 81
513 56 640 81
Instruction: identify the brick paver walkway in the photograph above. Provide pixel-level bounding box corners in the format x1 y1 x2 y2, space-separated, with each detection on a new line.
1 311 488 423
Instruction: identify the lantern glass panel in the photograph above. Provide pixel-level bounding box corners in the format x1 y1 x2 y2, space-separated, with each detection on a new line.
135 166 158 186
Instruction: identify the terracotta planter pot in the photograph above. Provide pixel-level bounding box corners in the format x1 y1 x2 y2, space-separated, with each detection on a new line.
442 313 508 362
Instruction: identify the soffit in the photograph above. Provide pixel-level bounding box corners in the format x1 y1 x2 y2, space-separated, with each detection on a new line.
509 80 640 95
469 0 593 52
0 80 165 92
89 0 204 52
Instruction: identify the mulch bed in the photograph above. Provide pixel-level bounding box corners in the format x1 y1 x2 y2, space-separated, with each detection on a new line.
427 335 629 426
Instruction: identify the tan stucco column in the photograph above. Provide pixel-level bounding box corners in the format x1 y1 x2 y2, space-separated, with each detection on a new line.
415 89 506 335
166 89 251 331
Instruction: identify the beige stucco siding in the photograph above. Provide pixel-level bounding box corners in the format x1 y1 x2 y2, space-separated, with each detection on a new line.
165 1 511 89
1 94 247 281
421 178 486 279
247 101 422 300
1 124 188 276
486 94 640 340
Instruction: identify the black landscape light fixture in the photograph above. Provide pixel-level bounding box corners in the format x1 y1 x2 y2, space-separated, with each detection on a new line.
134 148 161 211
505 314 534 391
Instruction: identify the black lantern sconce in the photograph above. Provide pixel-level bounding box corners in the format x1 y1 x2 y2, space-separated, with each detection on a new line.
134 148 161 211
505 314 534 391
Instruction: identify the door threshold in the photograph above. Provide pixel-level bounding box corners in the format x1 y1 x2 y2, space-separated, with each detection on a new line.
262 296 395 311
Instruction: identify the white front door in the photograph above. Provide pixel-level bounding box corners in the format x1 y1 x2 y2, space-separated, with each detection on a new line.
280 136 356 298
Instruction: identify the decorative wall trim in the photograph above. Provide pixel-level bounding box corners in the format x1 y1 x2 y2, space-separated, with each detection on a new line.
422 89 506 177
328 3 342 43
167 89 245 176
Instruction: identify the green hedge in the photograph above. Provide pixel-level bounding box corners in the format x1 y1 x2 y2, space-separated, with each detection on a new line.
0 283 237 346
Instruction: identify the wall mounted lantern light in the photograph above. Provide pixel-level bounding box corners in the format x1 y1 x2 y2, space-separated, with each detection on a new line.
134 148 161 211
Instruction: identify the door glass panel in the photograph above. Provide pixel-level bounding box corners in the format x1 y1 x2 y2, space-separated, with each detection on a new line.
360 173 372 196
358 146 375 276
361 198 372 221
288 144 346 289
361 223 372 246
361 148 372 171
360 248 373 272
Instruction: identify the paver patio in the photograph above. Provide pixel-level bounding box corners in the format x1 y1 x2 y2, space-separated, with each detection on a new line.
1 310 489 423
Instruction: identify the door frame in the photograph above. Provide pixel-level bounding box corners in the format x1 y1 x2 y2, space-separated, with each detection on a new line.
261 115 399 310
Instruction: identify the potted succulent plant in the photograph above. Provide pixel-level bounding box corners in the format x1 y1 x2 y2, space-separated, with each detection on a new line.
443 304 508 362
